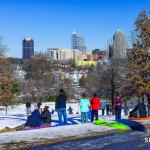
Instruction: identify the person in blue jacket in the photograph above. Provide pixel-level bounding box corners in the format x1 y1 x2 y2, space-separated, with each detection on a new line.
25 106 44 127
80 93 90 124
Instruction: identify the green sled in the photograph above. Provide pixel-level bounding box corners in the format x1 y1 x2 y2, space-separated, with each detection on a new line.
95 120 129 130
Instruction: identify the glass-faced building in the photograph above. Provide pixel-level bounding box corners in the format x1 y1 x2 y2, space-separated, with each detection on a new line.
22 38 34 59
112 29 126 59
71 31 86 52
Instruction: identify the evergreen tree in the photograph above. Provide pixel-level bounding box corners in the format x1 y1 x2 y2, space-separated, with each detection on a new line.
128 11 150 115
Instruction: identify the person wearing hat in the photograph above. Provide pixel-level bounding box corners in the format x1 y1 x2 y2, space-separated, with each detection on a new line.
41 106 51 125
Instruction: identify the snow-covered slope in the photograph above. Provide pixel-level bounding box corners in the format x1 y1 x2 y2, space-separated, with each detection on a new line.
0 102 128 130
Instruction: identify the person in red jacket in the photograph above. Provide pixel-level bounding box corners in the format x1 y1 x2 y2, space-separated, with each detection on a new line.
90 94 101 122
114 96 123 120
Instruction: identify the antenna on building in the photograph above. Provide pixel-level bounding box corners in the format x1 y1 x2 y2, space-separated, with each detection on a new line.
72 29 77 34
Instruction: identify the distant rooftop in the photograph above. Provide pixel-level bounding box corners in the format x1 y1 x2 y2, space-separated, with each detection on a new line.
115 29 124 34
24 37 33 41
72 29 77 34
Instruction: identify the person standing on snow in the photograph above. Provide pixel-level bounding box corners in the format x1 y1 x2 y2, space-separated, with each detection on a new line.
106 103 110 115
101 101 106 116
26 101 31 114
114 96 123 120
90 94 101 122
55 89 67 125
80 93 90 124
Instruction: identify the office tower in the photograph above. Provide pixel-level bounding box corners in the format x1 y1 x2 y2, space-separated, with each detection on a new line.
22 38 34 59
109 45 113 63
71 31 86 52
112 29 126 59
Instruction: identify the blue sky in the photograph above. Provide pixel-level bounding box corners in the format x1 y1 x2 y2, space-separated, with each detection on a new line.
0 0 149 58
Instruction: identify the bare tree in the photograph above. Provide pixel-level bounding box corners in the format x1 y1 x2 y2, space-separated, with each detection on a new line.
0 36 7 56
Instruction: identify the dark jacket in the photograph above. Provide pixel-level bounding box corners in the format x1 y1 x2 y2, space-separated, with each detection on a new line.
129 103 147 118
55 93 67 110
129 105 138 117
138 103 147 118
26 102 31 108
106 104 110 111
41 108 51 123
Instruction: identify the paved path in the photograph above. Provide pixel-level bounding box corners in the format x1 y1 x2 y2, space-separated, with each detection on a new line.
102 138 150 150
25 130 150 150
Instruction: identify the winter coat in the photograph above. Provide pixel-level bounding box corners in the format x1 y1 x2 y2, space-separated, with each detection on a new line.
90 97 101 110
101 102 106 109
106 104 110 111
114 97 123 110
80 98 90 112
129 105 138 117
41 108 51 123
25 109 43 127
55 93 67 110
138 103 147 118
26 102 31 108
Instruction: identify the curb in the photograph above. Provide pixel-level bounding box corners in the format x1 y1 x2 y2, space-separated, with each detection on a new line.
1 128 123 150
1 122 150 150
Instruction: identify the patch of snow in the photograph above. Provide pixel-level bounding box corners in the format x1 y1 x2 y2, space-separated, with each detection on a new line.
0 123 113 147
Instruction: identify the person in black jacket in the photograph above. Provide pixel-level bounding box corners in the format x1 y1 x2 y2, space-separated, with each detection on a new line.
26 101 31 114
129 98 147 118
106 104 110 115
138 98 147 118
55 89 67 125
41 106 51 125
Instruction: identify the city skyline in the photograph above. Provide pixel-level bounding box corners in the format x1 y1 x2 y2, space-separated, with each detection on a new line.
0 0 149 58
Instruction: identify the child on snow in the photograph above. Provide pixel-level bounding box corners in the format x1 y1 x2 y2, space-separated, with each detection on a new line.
68 106 73 114
80 93 90 124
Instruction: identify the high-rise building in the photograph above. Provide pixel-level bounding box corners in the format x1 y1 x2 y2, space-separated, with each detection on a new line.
22 38 34 59
71 31 86 52
108 45 113 63
112 29 126 59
